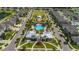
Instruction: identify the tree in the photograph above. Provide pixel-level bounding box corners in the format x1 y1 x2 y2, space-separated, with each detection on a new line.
16 18 21 24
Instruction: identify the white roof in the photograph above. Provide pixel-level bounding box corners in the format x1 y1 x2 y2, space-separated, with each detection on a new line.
41 31 53 38
26 30 36 38
26 30 54 39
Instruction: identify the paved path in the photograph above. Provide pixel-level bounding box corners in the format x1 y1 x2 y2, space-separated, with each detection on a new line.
31 41 38 51
16 42 29 50
3 10 32 51
27 48 53 51
41 41 47 51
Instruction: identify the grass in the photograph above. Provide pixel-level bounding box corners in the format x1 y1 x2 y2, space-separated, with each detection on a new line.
16 37 25 46
0 43 4 50
20 37 29 44
0 9 15 13
44 43 57 50
50 38 59 46
0 29 15 50
17 9 58 50
32 10 45 16
5 31 14 40
0 43 4 46
22 43 34 48
71 44 79 49
16 37 22 47
31 10 48 22
1 29 14 40
25 9 49 30
0 46 2 49
72 45 79 49
0 12 11 20
44 43 53 48
0 9 15 23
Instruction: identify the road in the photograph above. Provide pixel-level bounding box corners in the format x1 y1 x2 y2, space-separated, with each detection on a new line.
50 8 71 51
2 8 71 51
3 9 32 51
54 26 71 51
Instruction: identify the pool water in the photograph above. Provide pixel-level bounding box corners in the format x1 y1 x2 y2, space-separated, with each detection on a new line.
35 24 45 30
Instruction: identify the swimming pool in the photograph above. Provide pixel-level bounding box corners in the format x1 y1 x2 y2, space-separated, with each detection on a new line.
35 24 45 30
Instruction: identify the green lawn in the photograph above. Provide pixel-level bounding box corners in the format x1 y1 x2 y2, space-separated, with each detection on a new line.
0 9 15 23
50 38 59 46
22 43 34 48
17 9 59 51
25 9 49 29
0 43 4 46
0 46 2 49
16 37 22 47
71 44 79 49
1 29 14 40
5 32 13 40
44 43 57 50
0 43 4 50
44 43 53 48
21 37 29 44
32 10 45 16
31 10 48 22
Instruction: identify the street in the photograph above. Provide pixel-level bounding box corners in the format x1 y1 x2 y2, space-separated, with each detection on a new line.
3 10 32 51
